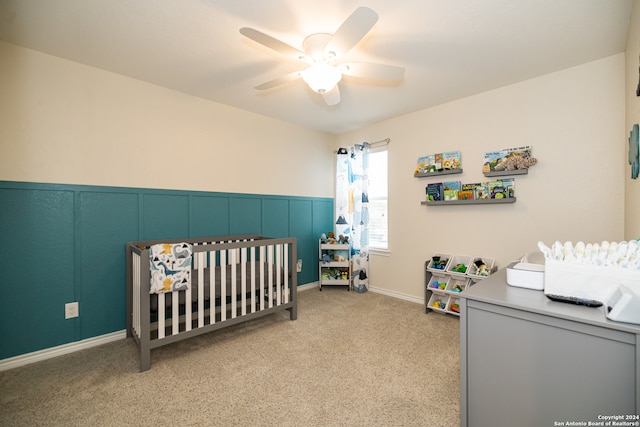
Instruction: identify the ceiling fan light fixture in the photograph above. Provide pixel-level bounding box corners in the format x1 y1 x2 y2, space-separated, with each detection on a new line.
301 63 342 94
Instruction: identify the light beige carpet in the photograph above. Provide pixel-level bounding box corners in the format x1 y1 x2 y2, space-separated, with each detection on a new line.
0 288 461 427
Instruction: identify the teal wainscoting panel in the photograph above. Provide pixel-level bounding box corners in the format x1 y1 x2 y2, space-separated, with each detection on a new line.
230 197 262 234
78 191 139 339
142 193 190 240
290 200 315 285
0 188 76 359
262 198 290 238
190 195 230 237
0 181 333 361
313 199 334 239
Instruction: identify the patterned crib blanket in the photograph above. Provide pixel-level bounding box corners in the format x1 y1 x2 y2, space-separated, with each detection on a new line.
149 243 193 294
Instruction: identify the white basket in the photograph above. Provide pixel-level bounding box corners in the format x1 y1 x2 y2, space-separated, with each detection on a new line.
446 277 469 294
445 255 472 277
427 274 449 293
447 297 461 315
428 294 450 312
427 253 452 273
466 256 496 279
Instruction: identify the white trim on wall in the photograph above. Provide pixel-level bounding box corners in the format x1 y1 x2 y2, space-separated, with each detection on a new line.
369 285 422 305
0 330 126 372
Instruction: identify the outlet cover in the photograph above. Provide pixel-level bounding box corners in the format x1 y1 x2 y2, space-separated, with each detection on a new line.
65 302 79 319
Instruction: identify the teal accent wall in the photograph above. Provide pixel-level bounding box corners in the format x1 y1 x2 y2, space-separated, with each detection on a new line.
0 181 333 360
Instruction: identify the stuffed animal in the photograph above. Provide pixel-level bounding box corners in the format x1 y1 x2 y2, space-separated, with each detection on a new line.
494 154 538 171
474 259 492 276
477 264 491 277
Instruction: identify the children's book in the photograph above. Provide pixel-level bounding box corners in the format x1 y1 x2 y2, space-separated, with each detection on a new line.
490 185 507 199
474 183 490 199
443 181 461 191
483 150 508 173
441 151 462 170
459 183 476 200
442 181 461 201
416 154 436 174
484 146 533 172
426 183 443 202
501 178 515 198
443 189 459 201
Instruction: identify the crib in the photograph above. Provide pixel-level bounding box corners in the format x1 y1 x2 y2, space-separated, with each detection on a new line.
126 234 297 372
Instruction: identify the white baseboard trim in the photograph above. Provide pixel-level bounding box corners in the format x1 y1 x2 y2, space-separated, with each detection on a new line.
297 281 319 292
300 281 422 305
0 330 127 372
368 286 423 305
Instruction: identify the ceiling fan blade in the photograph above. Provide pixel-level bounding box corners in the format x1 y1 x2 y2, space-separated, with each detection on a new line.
325 7 378 58
322 85 341 106
254 71 302 90
240 27 306 61
341 62 405 81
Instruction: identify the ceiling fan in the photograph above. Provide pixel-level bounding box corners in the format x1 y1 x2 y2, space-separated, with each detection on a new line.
239 7 405 106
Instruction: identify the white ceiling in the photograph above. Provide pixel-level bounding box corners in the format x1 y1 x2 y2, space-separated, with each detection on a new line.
0 0 633 134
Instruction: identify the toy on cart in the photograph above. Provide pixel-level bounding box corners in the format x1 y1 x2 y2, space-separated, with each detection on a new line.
449 301 460 313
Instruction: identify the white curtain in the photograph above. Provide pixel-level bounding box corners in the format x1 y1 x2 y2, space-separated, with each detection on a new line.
335 143 370 293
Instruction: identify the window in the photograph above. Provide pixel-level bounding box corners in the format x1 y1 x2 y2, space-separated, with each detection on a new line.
367 147 388 251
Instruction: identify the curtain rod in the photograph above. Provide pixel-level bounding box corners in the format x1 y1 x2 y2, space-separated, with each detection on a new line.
334 138 390 153
369 138 390 147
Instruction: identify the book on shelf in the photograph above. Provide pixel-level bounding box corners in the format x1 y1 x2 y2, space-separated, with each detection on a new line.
483 146 532 173
443 189 459 201
416 154 436 174
443 181 461 191
442 181 461 201
459 183 476 200
501 178 515 198
415 151 461 174
487 180 502 199
490 185 507 199
474 183 490 199
441 151 462 170
426 182 443 201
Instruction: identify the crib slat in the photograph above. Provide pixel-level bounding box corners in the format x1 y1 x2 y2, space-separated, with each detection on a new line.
268 245 274 308
172 292 179 335
133 252 140 338
185 288 192 332
276 244 282 306
158 293 165 339
209 250 216 325
220 250 227 322
197 252 204 328
250 247 256 313
260 246 265 311
241 247 247 316
230 249 237 319
284 243 289 304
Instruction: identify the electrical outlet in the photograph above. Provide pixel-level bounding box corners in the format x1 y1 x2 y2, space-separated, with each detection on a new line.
296 259 302 272
65 302 79 319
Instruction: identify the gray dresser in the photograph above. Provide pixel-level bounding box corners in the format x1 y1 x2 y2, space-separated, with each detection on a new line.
459 268 640 427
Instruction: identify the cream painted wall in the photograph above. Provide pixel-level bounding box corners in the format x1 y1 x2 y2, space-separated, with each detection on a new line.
625 0 640 239
336 55 626 300
0 41 335 198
